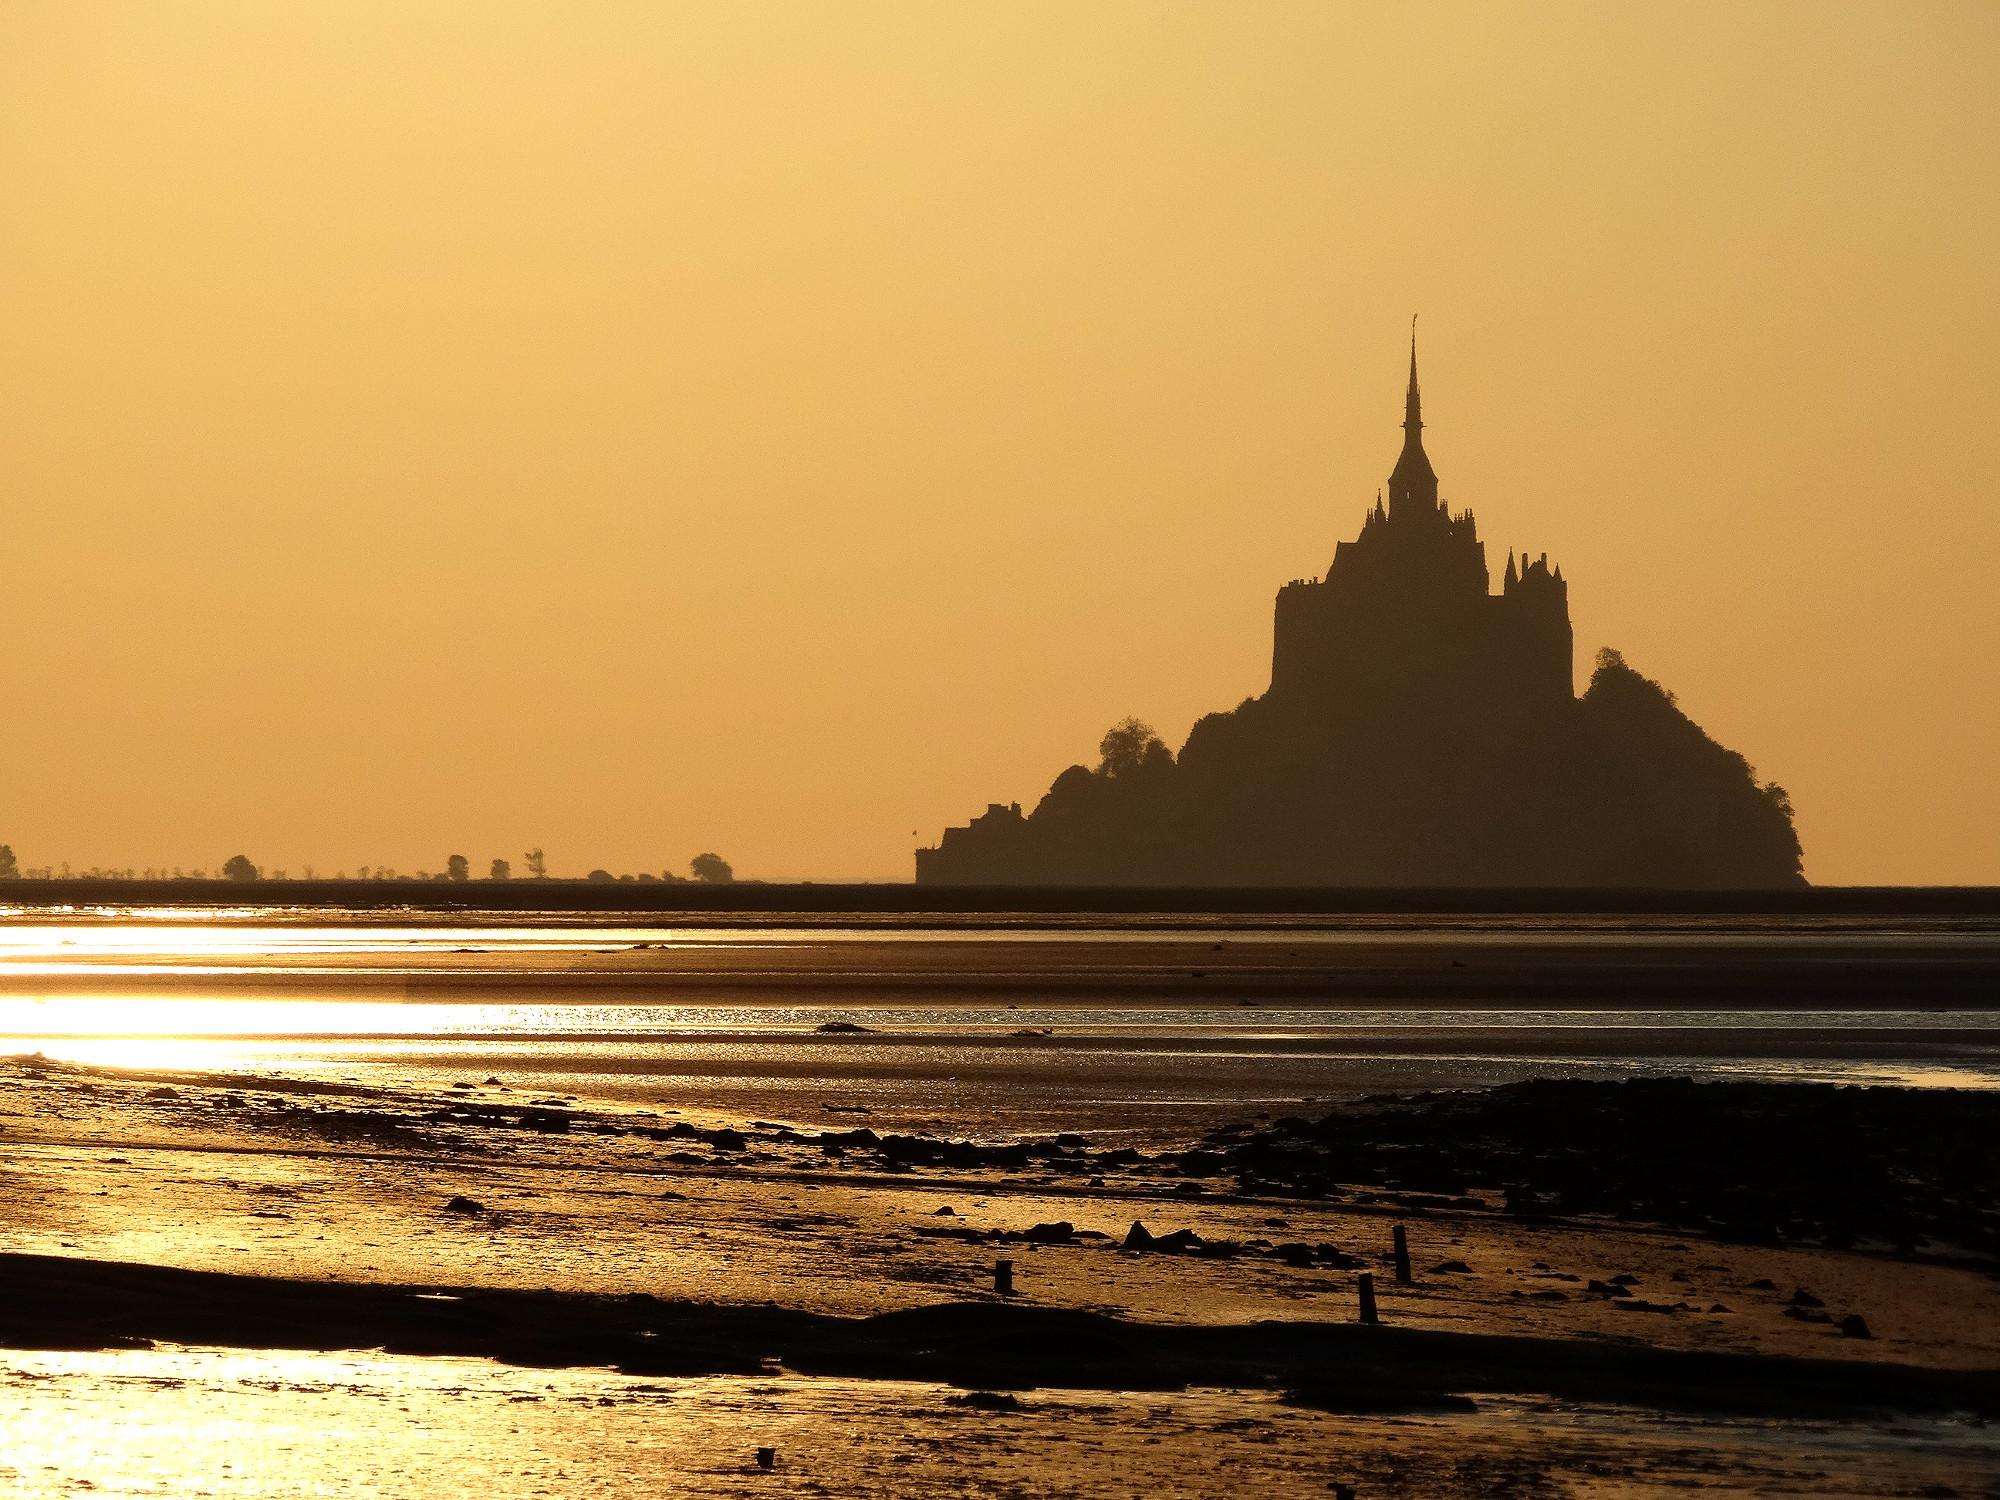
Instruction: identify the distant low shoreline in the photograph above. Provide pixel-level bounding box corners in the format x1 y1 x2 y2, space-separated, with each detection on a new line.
2 884 1997 1007
1 877 1998 916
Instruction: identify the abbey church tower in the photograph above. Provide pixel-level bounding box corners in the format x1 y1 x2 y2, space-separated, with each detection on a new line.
1269 335 1572 720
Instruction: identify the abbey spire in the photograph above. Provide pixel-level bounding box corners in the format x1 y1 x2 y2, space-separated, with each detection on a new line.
1404 326 1423 435
1387 318 1439 513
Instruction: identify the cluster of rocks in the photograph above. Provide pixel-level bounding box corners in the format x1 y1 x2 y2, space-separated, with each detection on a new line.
1200 1078 2000 1260
917 1215 1364 1271
817 1128 1128 1174
224 1095 439 1149
97 1061 1996 1276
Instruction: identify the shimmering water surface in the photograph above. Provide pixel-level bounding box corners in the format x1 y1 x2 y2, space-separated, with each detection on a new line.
2 906 1996 1137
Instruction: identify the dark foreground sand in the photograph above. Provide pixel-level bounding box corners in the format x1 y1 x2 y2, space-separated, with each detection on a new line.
4 1053 1998 1496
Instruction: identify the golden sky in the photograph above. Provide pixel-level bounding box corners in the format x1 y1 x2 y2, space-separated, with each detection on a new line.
1 2 1994 883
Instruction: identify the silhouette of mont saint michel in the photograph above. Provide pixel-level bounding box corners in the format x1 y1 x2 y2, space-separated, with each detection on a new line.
919 338 1804 888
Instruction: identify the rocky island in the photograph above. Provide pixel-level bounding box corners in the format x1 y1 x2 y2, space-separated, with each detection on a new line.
921 342 1803 888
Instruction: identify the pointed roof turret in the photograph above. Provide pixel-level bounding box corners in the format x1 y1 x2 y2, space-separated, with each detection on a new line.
1387 316 1439 513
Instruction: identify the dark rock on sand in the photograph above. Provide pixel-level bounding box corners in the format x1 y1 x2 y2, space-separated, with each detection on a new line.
442 1196 486 1215
1840 1314 1873 1339
946 1391 1026 1411
815 1127 879 1150
1123 1221 1214 1256
873 1133 1031 1171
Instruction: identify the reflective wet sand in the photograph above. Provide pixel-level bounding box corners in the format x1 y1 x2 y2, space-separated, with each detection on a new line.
7 1345 1997 1499
5 908 1998 1496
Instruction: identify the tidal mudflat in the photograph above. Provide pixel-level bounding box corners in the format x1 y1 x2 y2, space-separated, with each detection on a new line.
3 909 1998 1495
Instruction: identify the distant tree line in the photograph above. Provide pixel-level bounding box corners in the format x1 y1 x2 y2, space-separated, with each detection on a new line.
0 846 739 884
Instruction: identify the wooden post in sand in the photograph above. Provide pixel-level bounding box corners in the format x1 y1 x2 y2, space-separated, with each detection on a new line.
1357 1271 1378 1324
994 1258 1015 1296
1392 1224 1411 1284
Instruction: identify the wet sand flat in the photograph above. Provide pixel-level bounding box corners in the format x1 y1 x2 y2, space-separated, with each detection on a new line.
4 909 1998 1496
4 1051 1999 1495
9 1348 1994 1499
2 1057 1997 1364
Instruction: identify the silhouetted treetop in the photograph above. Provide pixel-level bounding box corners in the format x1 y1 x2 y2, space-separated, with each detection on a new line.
691 852 734 884
1587 647 1679 710
1098 718 1169 779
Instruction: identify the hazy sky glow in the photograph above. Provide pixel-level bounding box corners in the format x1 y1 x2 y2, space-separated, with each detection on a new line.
2 2 1994 882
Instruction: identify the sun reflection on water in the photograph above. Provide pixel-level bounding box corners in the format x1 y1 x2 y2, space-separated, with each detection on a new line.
2 918 1997 1091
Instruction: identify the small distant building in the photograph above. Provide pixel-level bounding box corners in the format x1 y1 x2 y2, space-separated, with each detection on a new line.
914 802 1026 884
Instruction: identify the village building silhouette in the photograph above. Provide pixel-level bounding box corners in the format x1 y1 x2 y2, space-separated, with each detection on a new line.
919 336 1804 887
